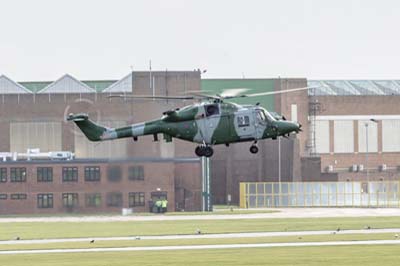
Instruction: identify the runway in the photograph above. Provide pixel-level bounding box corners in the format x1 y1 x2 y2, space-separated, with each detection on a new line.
1 208 400 223
0 239 399 255
1 228 400 245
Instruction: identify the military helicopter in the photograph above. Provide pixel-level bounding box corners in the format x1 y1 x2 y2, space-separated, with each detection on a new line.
67 87 308 157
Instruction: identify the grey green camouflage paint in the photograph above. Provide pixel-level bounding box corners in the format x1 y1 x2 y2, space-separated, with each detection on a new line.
67 102 301 146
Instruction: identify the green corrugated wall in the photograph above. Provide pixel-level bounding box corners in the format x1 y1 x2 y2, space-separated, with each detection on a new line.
201 79 276 111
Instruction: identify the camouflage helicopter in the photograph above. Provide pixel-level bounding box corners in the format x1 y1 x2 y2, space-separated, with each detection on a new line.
67 87 307 157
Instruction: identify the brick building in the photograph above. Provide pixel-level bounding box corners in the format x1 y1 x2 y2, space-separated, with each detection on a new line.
0 71 203 214
308 80 400 182
0 158 200 215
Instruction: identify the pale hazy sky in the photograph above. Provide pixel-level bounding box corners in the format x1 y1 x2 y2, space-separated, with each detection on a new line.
1 0 400 81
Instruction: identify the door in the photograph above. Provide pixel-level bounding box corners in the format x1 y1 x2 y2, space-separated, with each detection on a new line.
253 109 268 140
203 104 229 144
234 110 256 139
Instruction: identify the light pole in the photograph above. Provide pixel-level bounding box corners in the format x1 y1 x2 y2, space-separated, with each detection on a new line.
365 122 369 182
278 136 281 205
365 119 378 183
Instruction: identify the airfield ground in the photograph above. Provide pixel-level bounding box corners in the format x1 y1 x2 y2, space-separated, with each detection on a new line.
1 208 400 265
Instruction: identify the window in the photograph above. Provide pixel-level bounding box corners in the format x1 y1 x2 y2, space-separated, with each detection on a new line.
315 120 330 154
129 192 145 207
10 194 27 200
151 191 167 201
85 166 101 182
37 194 53 208
128 166 144 181
37 167 53 182
107 166 122 182
62 193 79 208
205 104 219 116
0 194 7 200
237 116 250 127
85 193 101 207
63 167 78 182
106 192 122 207
334 120 354 153
0 168 6 182
382 120 400 152
256 110 267 124
358 120 378 153
10 168 26 182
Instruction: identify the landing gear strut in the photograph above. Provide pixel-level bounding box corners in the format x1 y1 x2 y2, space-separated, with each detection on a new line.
250 145 258 154
195 145 214 157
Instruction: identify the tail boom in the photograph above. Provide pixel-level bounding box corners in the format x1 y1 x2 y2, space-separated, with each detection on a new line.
67 113 159 142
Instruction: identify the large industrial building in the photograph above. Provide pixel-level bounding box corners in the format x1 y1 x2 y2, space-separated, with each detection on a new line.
1 71 400 213
0 71 203 214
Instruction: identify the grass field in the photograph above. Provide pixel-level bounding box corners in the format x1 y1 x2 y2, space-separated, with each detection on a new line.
1 216 400 240
1 216 400 266
0 245 399 266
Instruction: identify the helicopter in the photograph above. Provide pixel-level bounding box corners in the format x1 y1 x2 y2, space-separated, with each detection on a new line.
67 87 308 157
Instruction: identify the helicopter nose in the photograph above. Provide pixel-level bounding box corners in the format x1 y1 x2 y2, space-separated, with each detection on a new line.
284 122 302 135
296 123 302 133
289 122 301 134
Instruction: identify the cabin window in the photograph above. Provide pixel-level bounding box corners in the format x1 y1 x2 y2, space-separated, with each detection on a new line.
237 116 250 127
205 104 219 117
256 110 267 123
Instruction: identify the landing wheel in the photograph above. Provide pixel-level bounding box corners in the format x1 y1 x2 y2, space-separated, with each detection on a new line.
195 146 205 157
204 146 214 157
195 146 214 157
250 145 259 154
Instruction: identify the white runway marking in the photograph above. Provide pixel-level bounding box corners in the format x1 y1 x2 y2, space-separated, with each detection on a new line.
1 208 400 223
0 240 399 255
1 228 400 245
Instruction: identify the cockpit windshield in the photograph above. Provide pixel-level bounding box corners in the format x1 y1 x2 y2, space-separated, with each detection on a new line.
263 110 276 121
256 108 276 122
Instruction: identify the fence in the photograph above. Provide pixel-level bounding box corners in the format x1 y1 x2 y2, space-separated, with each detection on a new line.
240 181 400 208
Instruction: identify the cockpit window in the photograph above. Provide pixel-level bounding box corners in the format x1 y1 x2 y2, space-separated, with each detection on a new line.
256 110 267 122
263 110 276 121
256 109 275 122
205 104 219 117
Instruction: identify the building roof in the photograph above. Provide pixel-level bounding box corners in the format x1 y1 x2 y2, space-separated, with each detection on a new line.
0 74 120 93
0 75 32 94
38 74 97 93
102 73 133 93
308 80 400 96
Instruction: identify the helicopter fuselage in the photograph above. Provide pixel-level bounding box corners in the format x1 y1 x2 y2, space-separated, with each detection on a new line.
68 101 300 146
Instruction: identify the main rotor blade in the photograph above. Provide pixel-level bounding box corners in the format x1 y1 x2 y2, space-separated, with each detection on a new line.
185 91 221 100
239 86 320 98
186 88 250 100
219 88 250 98
107 95 197 100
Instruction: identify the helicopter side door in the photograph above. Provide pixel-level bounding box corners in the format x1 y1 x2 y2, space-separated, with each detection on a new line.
253 109 268 140
202 103 229 144
233 109 256 140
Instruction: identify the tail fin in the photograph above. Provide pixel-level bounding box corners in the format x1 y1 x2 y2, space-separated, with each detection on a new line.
67 113 107 141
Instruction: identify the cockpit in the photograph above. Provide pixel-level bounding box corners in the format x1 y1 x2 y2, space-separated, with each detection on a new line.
255 108 276 123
